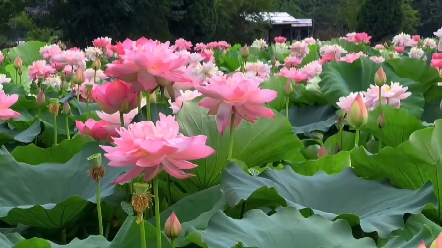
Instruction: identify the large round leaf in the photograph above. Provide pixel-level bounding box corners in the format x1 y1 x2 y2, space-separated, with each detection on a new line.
220 163 436 238
0 142 125 228
361 105 425 147
174 100 303 192
5 41 46 66
289 151 351 175
351 119 442 222
186 207 376 248
284 104 338 135
260 76 286 111
319 57 425 117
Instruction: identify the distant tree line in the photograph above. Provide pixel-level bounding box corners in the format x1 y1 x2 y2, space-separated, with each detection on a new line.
0 0 439 46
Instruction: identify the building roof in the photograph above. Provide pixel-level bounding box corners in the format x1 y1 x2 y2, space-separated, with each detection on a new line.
246 12 313 27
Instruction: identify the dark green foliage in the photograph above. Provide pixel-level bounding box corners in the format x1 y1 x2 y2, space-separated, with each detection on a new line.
356 0 404 43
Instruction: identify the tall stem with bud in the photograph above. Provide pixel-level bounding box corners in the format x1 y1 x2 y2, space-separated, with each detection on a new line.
88 153 104 236
49 98 60 146
227 111 236 161
347 94 368 147
375 67 387 152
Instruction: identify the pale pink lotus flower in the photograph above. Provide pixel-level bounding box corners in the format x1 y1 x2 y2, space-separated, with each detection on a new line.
251 39 268 49
76 119 117 142
337 92 369 112
93 37 112 48
190 61 222 83
168 90 202 114
40 44 62 60
43 76 62 88
186 53 204 66
194 43 206 52
290 41 310 59
78 79 97 100
51 49 86 68
195 72 277 135
84 69 108 81
0 90 21 121
0 74 11 84
276 67 309 83
216 41 230 50
370 56 385 63
245 61 272 79
284 56 302 68
84 47 103 61
320 45 347 59
174 38 192 51
28 60 56 81
433 27 442 37
423 38 437 49
105 38 190 92
299 60 322 80
63 65 73 75
303 37 316 45
340 52 367 63
392 33 414 47
364 83 411 109
101 114 215 183
374 44 385 49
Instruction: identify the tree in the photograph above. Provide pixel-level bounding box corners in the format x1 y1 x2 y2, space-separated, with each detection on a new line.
356 0 404 43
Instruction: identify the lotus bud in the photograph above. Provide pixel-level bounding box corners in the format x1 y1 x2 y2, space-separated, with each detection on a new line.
132 183 153 224
347 93 368 128
72 67 85 85
92 59 101 70
62 101 70 115
374 67 386 86
48 98 60 116
14 56 22 70
87 153 104 181
241 44 249 60
377 113 386 128
283 80 293 96
164 212 182 240
37 91 46 108
317 146 327 158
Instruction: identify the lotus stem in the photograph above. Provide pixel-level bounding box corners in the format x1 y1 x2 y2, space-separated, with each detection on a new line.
354 128 360 147
153 177 162 248
66 116 70 140
378 87 382 152
77 85 80 101
54 115 58 145
139 214 147 248
285 96 289 120
138 92 142 113
97 180 104 236
171 239 175 248
166 174 172 205
146 93 152 121
119 111 125 127
227 112 236 161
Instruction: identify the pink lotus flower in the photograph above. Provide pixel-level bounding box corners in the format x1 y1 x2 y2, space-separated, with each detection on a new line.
374 44 385 49
51 50 86 67
0 91 21 121
393 46 405 53
284 56 302 68
194 43 206 52
276 67 309 83
364 83 411 109
200 49 214 63
169 90 202 114
174 38 192 51
101 114 215 183
0 51 3 63
195 72 277 135
76 119 117 142
92 80 138 114
84 69 108 81
93 37 112 48
105 39 190 92
274 36 286 43
40 44 62 60
28 60 56 81
96 102 144 130
290 41 310 60
412 35 421 42
340 52 367 63
299 61 322 80
337 92 368 112
370 56 385 63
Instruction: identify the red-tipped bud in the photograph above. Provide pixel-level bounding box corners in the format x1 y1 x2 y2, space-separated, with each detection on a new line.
37 91 46 108
63 101 70 115
347 93 368 128
72 68 85 85
14 56 22 70
164 212 181 240
241 44 249 60
374 67 387 86
318 146 327 158
92 59 101 70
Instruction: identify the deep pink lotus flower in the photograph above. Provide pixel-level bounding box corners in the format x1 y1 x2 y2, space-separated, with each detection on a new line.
284 56 302 68
93 37 112 48
174 38 192 51
194 43 206 52
393 46 405 53
91 80 138 114
0 91 21 121
274 36 287 43
76 119 117 142
29 60 56 81
195 72 277 135
105 38 190 92
339 52 367 63
101 114 215 183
